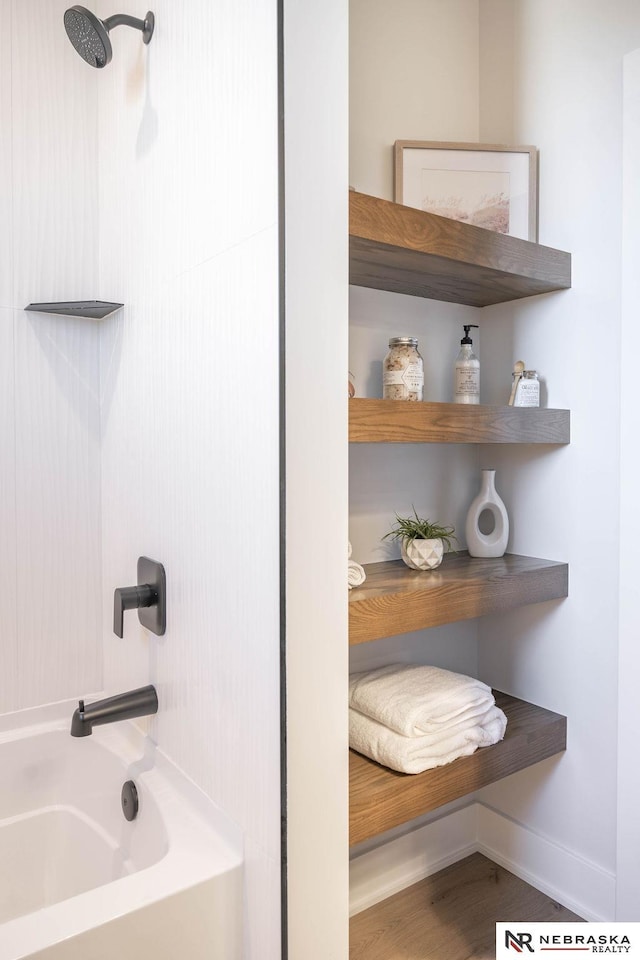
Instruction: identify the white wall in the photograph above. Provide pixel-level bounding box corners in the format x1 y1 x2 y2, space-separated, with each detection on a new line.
477 1 640 917
284 0 350 955
350 0 480 201
95 2 281 956
0 0 102 713
615 45 640 922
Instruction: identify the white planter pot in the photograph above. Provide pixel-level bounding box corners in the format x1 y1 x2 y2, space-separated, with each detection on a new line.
400 538 444 570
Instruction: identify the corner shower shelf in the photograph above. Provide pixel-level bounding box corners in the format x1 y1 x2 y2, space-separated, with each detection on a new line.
349 553 568 645
349 398 570 444
25 301 124 320
349 691 567 845
349 191 571 306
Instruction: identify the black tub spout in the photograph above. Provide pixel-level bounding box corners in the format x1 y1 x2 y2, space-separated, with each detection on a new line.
71 685 158 737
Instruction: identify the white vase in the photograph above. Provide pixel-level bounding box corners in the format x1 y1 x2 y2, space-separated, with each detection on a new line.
401 538 444 570
465 469 509 558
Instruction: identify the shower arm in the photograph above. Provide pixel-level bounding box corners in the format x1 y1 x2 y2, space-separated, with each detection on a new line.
103 11 155 44
103 13 146 31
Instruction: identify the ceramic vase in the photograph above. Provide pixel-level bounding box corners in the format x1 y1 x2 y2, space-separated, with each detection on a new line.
465 468 509 558
400 538 444 570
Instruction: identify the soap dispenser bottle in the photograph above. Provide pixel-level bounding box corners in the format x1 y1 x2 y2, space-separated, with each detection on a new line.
454 324 480 404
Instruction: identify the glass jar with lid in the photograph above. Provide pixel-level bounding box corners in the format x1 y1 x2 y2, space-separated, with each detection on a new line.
383 337 424 401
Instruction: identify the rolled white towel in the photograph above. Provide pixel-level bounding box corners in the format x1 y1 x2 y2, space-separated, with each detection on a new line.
349 703 507 774
348 559 366 589
349 663 494 737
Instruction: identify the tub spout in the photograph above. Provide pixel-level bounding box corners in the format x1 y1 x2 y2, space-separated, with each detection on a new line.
70 685 158 737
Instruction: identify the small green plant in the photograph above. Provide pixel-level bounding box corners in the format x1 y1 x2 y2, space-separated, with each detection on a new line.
382 508 457 553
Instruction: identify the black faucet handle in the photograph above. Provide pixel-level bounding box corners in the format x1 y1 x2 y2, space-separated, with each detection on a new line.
113 558 166 638
114 585 156 637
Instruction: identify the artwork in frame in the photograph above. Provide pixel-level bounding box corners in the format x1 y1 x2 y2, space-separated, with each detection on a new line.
394 141 538 242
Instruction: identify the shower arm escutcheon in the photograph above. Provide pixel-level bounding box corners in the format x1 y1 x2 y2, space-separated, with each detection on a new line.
114 557 166 638
103 12 154 43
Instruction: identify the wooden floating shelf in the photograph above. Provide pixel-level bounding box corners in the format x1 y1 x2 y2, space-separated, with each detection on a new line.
349 691 567 846
349 552 568 645
349 191 571 306
349 398 570 444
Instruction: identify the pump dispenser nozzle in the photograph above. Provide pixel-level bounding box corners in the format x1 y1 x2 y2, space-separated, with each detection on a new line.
461 324 479 345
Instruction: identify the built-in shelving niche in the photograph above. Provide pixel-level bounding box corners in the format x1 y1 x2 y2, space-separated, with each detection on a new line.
347 192 571 855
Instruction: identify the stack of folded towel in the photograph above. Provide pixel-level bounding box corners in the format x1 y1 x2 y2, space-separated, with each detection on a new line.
349 663 507 774
348 541 366 590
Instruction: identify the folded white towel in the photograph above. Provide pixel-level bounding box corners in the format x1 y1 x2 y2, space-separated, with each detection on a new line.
348 559 366 589
349 703 507 774
349 663 494 737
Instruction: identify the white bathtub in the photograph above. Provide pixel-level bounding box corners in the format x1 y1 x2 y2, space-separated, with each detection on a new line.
0 699 243 960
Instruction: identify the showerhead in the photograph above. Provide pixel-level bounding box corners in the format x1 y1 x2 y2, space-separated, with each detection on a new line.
63 6 155 68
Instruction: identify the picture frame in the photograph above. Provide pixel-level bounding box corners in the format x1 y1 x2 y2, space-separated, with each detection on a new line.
394 140 538 242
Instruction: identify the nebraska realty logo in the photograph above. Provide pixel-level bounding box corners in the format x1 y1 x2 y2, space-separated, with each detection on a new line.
496 924 640 957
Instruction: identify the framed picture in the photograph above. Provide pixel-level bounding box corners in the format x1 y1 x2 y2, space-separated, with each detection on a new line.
394 141 538 242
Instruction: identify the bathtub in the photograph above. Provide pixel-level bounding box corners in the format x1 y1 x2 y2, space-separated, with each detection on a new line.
0 699 243 960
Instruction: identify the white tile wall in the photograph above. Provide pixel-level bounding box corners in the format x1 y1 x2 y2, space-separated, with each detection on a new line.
243 840 281 960
97 1 281 954
10 0 99 308
0 0 102 714
0 3 13 308
101 239 280 851
14 310 102 707
3 1 281 951
0 310 18 712
96 0 279 307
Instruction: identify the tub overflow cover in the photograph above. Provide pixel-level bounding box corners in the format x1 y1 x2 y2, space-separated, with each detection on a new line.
121 780 139 821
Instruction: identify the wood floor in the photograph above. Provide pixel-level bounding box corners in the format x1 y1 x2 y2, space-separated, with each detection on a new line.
350 853 583 960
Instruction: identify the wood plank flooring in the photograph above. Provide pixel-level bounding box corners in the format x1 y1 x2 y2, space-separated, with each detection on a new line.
350 853 583 960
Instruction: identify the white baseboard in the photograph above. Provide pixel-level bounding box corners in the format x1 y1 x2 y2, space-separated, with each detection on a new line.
475 803 616 922
349 804 477 916
349 802 616 922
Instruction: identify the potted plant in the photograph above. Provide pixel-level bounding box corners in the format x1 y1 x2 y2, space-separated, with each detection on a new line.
383 508 457 571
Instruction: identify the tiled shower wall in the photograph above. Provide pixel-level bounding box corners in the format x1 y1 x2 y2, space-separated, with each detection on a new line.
97 1 281 955
0 0 102 712
1 1 281 954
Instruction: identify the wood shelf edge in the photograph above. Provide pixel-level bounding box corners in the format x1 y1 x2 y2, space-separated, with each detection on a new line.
349 192 571 274
349 192 571 306
349 399 570 444
349 553 569 645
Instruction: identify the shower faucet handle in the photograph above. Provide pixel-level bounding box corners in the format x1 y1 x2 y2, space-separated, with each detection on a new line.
113 557 166 638
113 585 155 637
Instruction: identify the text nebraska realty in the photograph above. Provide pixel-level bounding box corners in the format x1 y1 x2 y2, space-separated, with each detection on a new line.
544 935 630 953
506 931 633 953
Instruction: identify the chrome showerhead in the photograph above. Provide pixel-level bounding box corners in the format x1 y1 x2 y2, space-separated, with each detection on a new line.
63 6 154 68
